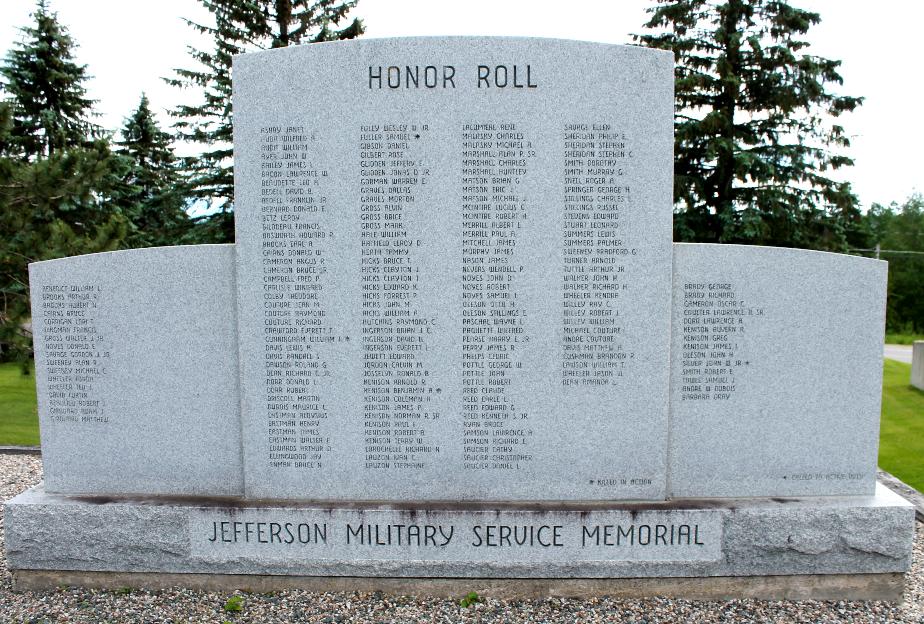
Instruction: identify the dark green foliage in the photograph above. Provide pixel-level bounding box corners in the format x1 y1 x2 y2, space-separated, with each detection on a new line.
167 0 365 243
0 113 129 362
636 0 862 250
0 0 100 158
861 196 924 332
114 94 192 247
0 5 130 363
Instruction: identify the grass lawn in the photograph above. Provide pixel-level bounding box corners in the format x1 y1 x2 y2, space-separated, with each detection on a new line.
0 362 38 446
0 360 921 493
878 359 924 492
884 333 924 345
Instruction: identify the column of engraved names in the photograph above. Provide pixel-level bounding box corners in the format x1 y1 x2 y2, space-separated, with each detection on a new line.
359 122 440 471
562 123 634 387
460 122 535 471
680 282 763 402
260 126 335 470
40 284 108 424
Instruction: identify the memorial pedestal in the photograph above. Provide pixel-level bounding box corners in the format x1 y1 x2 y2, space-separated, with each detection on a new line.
5 484 914 600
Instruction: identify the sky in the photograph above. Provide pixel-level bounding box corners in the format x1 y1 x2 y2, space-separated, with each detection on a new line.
1 0 921 210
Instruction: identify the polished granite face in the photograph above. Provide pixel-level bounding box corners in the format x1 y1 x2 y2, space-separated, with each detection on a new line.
29 245 243 497
15 36 906 588
669 243 886 497
233 38 675 501
25 39 888 508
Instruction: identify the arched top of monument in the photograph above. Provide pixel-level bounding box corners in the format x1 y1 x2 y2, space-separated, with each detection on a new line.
27 243 234 270
232 36 674 63
230 36 674 97
674 242 887 269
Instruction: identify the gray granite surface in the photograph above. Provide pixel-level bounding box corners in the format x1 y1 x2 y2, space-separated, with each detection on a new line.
28 246 243 497
912 341 924 390
5 483 913 578
13 36 912 588
233 38 675 501
23 38 892 514
26 240 892 502
669 244 887 498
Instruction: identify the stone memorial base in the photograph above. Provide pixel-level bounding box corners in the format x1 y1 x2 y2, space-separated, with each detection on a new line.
5 484 915 600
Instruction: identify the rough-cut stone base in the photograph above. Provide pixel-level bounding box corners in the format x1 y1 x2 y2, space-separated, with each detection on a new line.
4 484 915 590
12 570 907 602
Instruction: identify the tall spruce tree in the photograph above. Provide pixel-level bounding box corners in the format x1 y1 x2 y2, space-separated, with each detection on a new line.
168 0 364 243
0 102 129 364
635 0 862 250
0 5 128 364
115 94 191 247
0 0 100 158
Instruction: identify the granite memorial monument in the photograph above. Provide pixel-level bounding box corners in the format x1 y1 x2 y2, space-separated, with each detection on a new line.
4 37 914 600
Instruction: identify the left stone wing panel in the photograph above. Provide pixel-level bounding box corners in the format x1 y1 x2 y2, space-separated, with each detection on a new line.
29 245 243 497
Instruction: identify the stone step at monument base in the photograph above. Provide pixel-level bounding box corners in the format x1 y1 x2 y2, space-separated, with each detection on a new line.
5 484 914 600
10 570 907 602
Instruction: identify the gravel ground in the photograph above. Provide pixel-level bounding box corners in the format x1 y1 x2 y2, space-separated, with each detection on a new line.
1 454 922 623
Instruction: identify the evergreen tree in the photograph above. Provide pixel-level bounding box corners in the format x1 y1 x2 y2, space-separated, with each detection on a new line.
863 201 895 251
115 94 191 247
0 102 129 364
0 0 100 158
635 0 862 250
862 196 924 333
168 0 364 243
0 4 128 363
